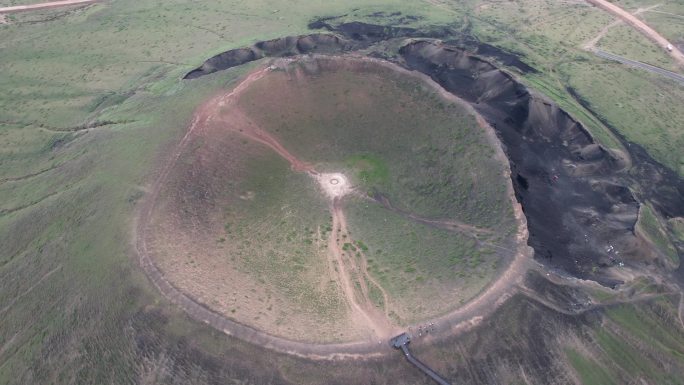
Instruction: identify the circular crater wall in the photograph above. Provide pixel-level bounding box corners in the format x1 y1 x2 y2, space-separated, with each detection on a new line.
145 56 519 344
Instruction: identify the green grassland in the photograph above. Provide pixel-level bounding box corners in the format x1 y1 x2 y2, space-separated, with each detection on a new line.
0 0 44 6
565 348 616 385
636 203 679 264
0 0 454 129
1 0 683 383
585 299 684 384
345 198 505 324
216 150 350 338
466 0 684 175
597 23 677 69
237 61 514 229
233 58 516 325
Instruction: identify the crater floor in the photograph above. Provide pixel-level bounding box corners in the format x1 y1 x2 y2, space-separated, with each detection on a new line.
144 56 520 344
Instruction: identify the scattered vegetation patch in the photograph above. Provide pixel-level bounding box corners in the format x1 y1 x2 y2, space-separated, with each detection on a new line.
637 203 679 265
565 348 616 385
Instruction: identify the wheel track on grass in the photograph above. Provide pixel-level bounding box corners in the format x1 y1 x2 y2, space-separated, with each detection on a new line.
373 193 493 236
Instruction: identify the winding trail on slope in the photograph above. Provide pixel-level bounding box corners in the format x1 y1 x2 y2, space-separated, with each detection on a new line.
0 0 95 13
135 58 534 359
328 199 398 340
585 0 684 67
373 193 493 237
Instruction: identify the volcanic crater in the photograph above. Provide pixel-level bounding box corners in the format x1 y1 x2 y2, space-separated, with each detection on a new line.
142 55 523 346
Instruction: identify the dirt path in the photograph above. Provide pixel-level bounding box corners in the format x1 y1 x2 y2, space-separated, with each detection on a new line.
357 247 391 317
583 4 661 51
0 0 95 13
584 19 623 51
646 9 684 20
585 0 684 67
217 109 315 173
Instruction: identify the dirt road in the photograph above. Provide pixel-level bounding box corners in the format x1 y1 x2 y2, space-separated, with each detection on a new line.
0 0 96 13
586 0 684 67
583 4 660 51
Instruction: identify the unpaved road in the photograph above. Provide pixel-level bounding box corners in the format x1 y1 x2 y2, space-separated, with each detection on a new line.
213 70 396 341
586 0 684 67
0 0 95 13
135 58 535 359
583 4 660 51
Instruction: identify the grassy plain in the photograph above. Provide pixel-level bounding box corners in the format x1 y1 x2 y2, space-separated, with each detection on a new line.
1 0 683 383
565 348 616 385
586 299 684 383
597 23 677 69
1 1 461 381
